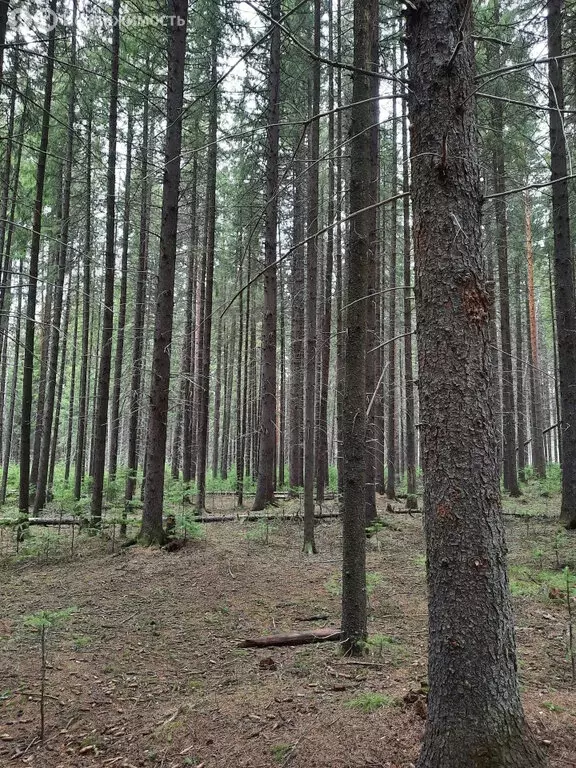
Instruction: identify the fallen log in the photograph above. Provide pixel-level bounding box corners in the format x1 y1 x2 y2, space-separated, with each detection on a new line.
239 627 342 648
0 517 80 526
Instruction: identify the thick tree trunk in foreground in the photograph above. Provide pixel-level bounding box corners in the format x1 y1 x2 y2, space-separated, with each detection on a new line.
140 0 188 545
547 0 576 529
341 0 378 655
253 0 280 510
407 1 545 766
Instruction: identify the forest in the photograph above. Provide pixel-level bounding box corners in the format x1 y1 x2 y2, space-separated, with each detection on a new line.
1 0 576 765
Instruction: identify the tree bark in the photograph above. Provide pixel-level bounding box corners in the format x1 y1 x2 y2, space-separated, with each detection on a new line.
18 0 57 520
109 104 134 484
385 84 398 501
195 36 219 513
547 0 576 529
90 0 121 526
302 0 321 553
407 1 545 765
140 0 188 545
74 112 92 500
524 192 546 479
253 0 281 510
341 0 378 655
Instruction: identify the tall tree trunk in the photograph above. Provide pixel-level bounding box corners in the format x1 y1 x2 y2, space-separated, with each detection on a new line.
402 70 417 510
140 0 188 545
340 0 378 654
48 271 72 488
316 7 335 504
548 0 576 529
0 1 8 95
289 148 305 491
211 320 223 478
491 32 520 496
18 0 57 521
182 167 198 486
109 105 134 483
385 84 398 501
90 0 121 525
515 254 526 483
406 1 545 765
253 0 281 510
74 113 92 500
65 269 80 482
1 262 22 504
524 192 546 478
303 0 321 553
195 35 218 514
34 0 77 513
237 253 251 506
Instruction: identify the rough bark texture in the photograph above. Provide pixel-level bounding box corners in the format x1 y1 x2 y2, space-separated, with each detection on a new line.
253 0 280 511
547 0 576 529
407 1 545 766
340 0 378 655
140 0 188 545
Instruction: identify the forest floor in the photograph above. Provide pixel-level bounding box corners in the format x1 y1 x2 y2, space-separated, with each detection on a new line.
1 490 576 768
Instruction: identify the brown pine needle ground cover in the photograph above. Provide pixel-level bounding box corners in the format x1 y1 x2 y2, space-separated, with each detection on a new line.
1 492 575 768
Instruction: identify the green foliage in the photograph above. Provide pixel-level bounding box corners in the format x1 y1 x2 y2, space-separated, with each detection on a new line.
345 692 396 713
325 571 382 598
23 607 78 631
175 512 205 540
245 518 275 545
271 744 293 763
509 565 576 600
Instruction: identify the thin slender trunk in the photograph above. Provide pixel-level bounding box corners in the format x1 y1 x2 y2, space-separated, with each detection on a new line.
402 68 417 509
524 192 546 478
385 84 398 501
195 36 218 513
253 0 281 510
48 271 73 488
74 113 92 500
303 0 320 553
90 0 121 526
18 0 57 519
64 270 80 481
109 105 134 483
34 1 77 513
1 263 22 504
